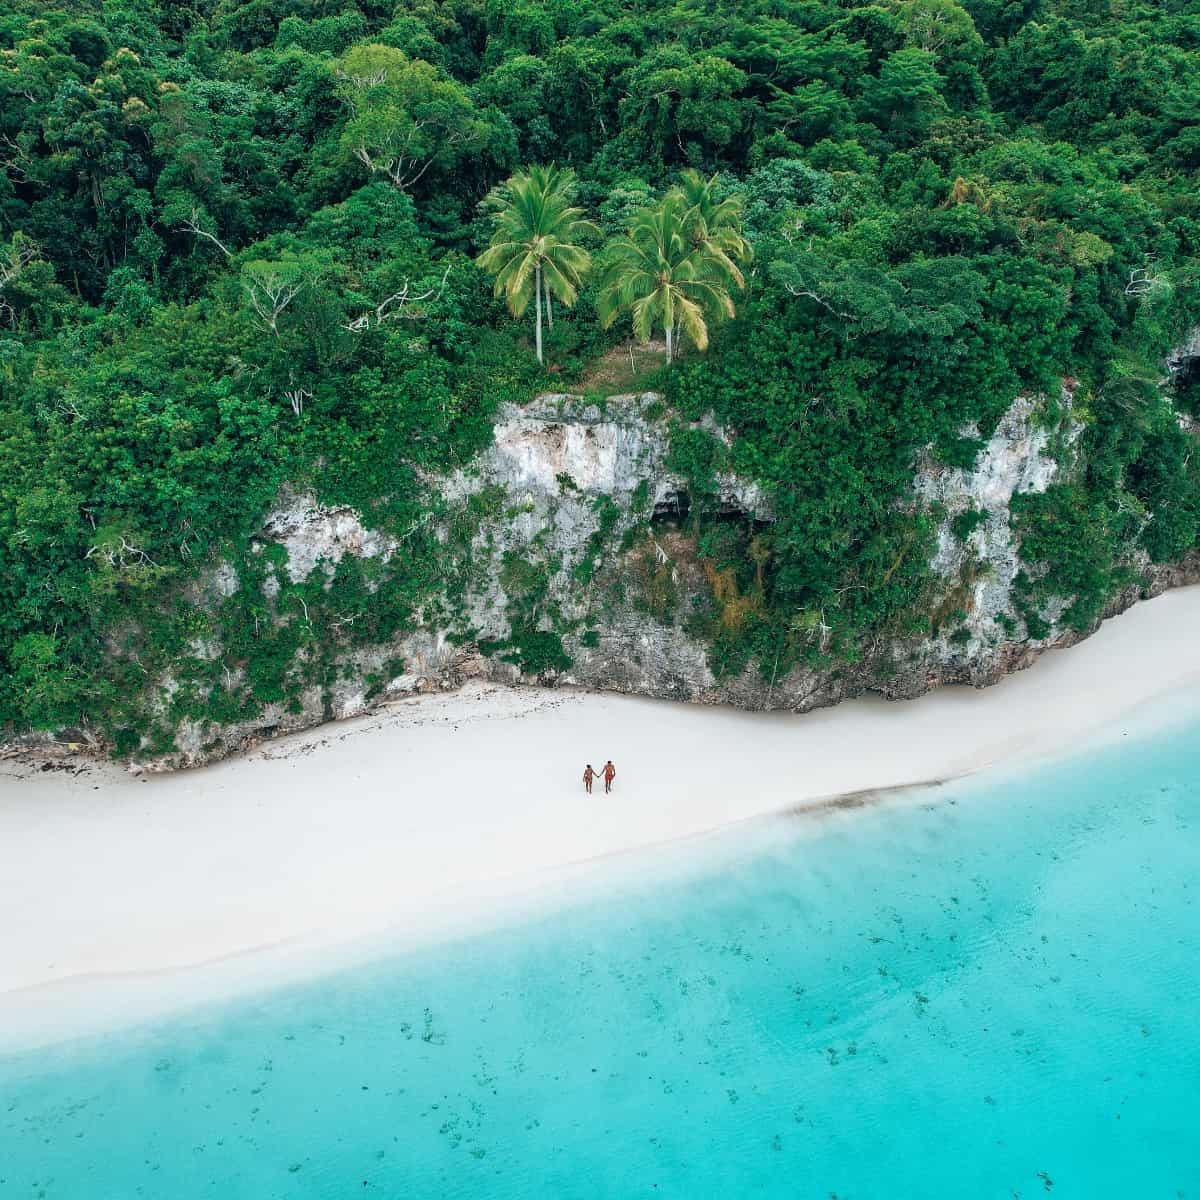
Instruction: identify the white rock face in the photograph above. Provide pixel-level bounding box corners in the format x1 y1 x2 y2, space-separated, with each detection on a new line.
916 390 1079 655
488 398 656 495
257 390 1079 683
454 392 771 517
1169 327 1200 433
435 393 772 659
140 380 1196 768
260 492 398 584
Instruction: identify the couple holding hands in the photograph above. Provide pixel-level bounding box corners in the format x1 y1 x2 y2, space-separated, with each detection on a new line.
582 761 616 794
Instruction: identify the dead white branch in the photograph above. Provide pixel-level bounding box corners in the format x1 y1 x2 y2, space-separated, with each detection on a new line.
651 535 680 586
86 536 158 570
396 511 435 544
243 268 304 336
0 237 38 324
350 120 474 192
343 264 451 331
283 384 312 417
349 116 437 193
1125 266 1166 297
337 66 391 88
0 134 34 184
178 206 233 259
782 282 855 320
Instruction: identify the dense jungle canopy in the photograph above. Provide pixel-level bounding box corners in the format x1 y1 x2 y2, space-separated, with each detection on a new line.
1 0 1198 748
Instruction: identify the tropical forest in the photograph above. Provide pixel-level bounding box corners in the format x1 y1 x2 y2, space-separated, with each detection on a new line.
2 0 1199 757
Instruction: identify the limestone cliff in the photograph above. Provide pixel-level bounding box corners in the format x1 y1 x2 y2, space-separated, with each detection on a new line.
149 383 1197 768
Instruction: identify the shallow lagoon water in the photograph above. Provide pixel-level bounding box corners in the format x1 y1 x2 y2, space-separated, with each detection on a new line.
3 719 1198 1199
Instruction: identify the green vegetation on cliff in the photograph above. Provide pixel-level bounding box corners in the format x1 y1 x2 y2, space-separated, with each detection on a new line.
1 0 1198 746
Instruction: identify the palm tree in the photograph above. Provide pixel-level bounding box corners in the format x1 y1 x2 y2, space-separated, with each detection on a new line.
597 193 745 364
672 169 754 271
526 164 573 333
476 166 598 365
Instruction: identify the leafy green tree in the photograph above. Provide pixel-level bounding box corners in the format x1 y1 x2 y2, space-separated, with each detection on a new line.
472 54 554 162
333 43 484 192
0 234 66 330
597 192 747 364
476 166 597 365
617 46 749 165
238 247 355 414
8 633 90 730
963 0 1044 43
860 48 949 143
897 0 984 64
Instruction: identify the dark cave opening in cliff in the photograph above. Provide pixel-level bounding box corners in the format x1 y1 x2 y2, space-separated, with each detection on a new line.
1174 355 1200 417
650 490 772 531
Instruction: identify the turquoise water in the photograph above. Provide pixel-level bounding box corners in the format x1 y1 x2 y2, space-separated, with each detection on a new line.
3 720 1198 1199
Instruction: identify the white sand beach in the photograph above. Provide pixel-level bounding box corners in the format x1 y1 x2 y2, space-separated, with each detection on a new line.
3 586 1200 1048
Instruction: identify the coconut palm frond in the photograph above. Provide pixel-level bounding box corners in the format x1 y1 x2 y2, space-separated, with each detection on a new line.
475 165 599 364
542 256 581 307
597 180 750 362
676 294 709 351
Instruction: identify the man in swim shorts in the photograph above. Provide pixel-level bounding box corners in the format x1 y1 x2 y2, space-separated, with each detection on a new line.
602 760 616 794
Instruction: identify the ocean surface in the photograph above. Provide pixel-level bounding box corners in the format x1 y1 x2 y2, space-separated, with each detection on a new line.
3 717 1198 1199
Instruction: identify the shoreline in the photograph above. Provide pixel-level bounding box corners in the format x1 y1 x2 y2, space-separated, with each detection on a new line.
3 586 1200 1051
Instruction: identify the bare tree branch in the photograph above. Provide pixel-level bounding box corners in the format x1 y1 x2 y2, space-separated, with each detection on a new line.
350 118 476 192
242 267 304 336
283 384 311 417
0 236 38 325
86 536 158 570
336 65 392 89
178 206 233 259
342 264 451 332
1125 266 1166 297
0 134 35 184
782 281 855 320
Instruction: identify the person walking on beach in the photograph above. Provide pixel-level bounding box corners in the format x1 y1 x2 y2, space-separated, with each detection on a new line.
583 764 596 794
602 760 616 794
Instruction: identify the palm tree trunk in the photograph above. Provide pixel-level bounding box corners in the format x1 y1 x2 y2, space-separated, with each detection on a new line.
665 324 673 364
535 263 544 365
544 273 554 330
